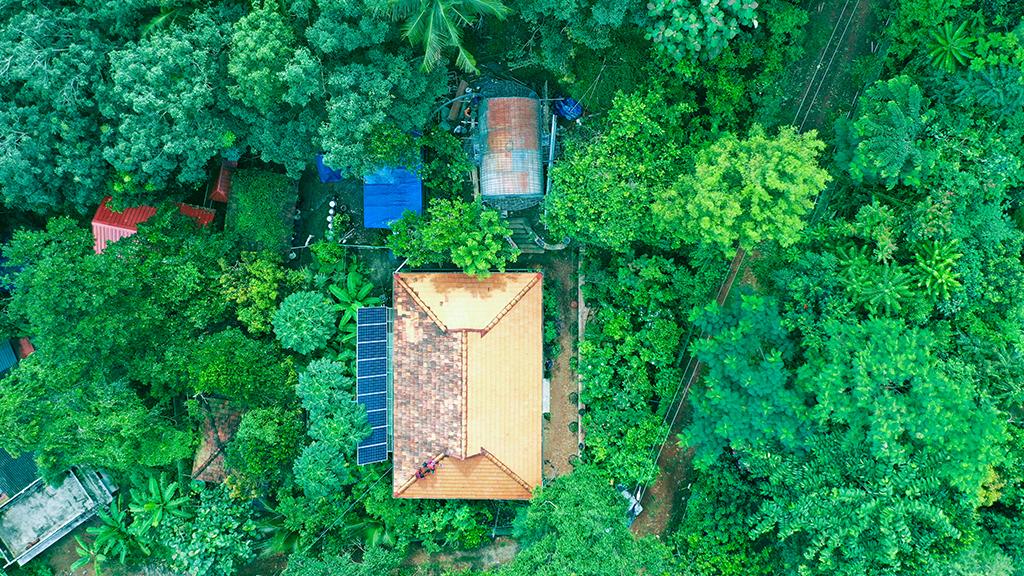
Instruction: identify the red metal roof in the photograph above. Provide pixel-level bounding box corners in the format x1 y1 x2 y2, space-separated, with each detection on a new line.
210 160 237 203
91 197 216 254
479 97 543 199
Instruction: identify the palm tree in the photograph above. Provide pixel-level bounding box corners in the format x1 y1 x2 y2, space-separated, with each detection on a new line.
390 0 511 72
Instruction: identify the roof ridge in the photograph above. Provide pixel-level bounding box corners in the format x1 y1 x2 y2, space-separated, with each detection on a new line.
479 273 541 336
480 450 534 493
395 275 448 332
461 333 468 458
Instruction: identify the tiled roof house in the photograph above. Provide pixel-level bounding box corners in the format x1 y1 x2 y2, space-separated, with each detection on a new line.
391 272 542 500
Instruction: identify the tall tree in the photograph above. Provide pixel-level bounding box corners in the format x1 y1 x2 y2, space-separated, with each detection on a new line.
659 124 829 255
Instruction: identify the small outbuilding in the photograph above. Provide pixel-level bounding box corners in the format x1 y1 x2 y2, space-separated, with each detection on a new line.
475 96 544 211
91 196 215 254
191 398 242 484
0 341 115 568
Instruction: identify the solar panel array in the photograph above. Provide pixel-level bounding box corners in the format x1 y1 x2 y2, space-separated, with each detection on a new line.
356 307 390 465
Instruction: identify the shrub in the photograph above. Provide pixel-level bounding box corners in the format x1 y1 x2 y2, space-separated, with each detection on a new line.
226 169 297 251
273 291 337 354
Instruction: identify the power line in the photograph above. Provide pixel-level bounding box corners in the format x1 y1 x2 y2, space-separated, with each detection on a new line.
301 465 393 556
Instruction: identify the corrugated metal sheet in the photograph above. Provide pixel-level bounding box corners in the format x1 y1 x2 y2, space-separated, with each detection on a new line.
92 197 215 254
13 339 33 361
392 273 542 500
0 449 38 499
478 98 543 200
0 340 15 375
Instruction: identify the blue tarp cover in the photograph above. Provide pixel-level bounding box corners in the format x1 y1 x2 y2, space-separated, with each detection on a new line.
363 167 423 229
0 339 16 375
316 154 344 183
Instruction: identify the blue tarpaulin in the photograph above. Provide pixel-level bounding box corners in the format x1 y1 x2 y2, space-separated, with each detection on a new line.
363 167 423 229
316 154 344 183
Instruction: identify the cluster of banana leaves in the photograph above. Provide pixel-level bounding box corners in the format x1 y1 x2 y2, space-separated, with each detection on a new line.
305 248 381 368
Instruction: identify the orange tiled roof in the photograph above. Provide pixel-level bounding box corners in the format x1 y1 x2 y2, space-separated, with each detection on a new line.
392 272 542 500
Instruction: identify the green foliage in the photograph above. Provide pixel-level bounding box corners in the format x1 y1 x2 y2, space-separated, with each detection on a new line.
0 214 236 474
128 472 192 532
72 536 108 576
686 294 804 466
648 0 760 63
928 20 977 72
227 169 297 251
274 291 338 355
293 359 369 499
544 89 689 250
835 76 933 190
674 457 775 576
663 125 829 255
501 466 674 576
953 65 1024 121
191 328 297 406
419 129 473 197
88 497 150 564
388 198 519 277
226 407 304 491
390 0 511 72
228 2 297 113
282 547 406 576
152 484 257 576
219 251 299 336
104 10 233 197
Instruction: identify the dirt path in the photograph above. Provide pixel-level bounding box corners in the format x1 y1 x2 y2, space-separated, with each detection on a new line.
543 251 579 481
631 249 746 536
405 537 519 573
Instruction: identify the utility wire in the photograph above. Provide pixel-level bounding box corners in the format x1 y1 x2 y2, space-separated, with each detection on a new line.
301 465 393 555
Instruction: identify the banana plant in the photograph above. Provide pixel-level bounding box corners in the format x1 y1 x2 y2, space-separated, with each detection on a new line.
71 536 107 576
88 496 150 564
128 472 192 533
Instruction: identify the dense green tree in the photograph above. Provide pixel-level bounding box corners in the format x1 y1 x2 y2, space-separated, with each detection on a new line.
228 1 298 113
226 407 304 490
293 359 369 499
388 198 519 277
152 485 257 576
544 89 688 250
190 328 297 407
0 6 113 213
686 294 806 467
219 251 300 336
103 9 237 199
660 125 829 255
274 291 338 355
501 466 674 576
648 0 760 64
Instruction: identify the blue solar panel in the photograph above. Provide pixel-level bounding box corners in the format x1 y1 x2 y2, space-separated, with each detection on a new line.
358 358 387 377
358 307 387 325
357 341 387 361
356 306 390 465
358 324 387 342
357 376 387 395
357 443 388 465
366 409 387 428
360 392 386 411
365 427 387 446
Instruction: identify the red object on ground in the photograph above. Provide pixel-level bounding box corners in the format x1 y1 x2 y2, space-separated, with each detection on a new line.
91 196 216 254
210 160 238 203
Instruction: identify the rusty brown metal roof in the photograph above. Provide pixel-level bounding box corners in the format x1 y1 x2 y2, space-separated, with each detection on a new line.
191 398 241 483
478 97 543 200
392 273 542 500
